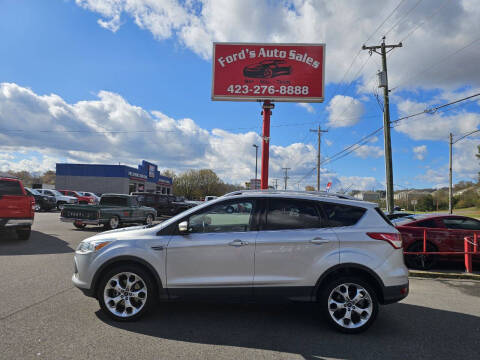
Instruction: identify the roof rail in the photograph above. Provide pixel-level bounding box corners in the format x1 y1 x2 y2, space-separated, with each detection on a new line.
222 189 357 200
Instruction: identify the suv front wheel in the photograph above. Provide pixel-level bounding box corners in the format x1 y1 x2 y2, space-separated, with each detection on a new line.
319 277 378 334
97 265 155 321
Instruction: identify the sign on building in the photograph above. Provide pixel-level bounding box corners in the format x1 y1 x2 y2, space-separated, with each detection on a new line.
212 43 325 102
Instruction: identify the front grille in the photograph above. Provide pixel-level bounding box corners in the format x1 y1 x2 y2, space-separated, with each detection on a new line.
63 209 98 220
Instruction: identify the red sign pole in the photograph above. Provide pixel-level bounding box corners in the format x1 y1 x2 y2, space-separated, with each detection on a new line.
261 101 274 189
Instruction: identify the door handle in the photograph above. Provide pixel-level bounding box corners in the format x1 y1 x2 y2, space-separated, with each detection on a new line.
229 239 248 247
310 237 330 244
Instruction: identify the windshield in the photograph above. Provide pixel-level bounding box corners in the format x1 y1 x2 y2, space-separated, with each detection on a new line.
49 190 62 196
28 188 41 195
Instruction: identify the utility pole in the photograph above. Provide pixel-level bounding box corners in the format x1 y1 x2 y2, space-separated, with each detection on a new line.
282 167 290 190
449 132 453 214
252 144 259 189
310 125 328 191
363 36 402 214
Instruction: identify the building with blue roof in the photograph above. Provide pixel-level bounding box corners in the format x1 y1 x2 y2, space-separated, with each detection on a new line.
55 160 172 195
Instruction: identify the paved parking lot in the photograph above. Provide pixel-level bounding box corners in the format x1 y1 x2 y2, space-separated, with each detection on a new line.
1 212 479 360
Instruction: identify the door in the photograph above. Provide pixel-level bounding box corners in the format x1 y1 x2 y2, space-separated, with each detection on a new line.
253 198 338 299
130 196 144 221
442 217 480 252
166 198 258 298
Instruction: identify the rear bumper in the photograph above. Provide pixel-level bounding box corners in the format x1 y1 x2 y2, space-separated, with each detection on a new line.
60 217 101 225
0 218 33 228
382 282 409 304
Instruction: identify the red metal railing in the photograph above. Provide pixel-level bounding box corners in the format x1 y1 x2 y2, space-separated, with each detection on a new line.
403 230 479 273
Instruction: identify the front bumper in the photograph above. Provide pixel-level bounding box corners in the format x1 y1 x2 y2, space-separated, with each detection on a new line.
0 218 33 228
60 217 101 225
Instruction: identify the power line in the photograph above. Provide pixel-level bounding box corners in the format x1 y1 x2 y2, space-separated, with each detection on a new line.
383 0 424 38
398 0 449 43
391 35 480 91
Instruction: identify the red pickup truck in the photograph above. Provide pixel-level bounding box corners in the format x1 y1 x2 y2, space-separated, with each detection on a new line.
0 175 35 240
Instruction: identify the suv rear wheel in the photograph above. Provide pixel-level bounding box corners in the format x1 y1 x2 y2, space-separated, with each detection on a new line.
320 277 378 334
97 265 155 321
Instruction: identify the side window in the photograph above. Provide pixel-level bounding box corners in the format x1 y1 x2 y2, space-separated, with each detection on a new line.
266 198 321 230
136 195 145 203
187 200 254 234
443 218 480 230
130 197 138 206
414 219 438 228
321 202 366 227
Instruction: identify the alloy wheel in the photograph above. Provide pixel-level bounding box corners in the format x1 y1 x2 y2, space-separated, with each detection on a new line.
103 272 148 318
327 283 373 329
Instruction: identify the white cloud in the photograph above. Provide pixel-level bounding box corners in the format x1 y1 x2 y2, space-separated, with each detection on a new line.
297 103 315 113
0 82 319 184
326 95 364 128
413 145 427 160
354 144 383 159
394 97 480 141
75 0 480 92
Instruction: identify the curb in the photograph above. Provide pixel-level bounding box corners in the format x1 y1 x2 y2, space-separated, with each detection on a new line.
409 270 480 281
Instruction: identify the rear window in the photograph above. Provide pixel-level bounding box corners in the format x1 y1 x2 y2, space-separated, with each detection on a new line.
0 179 24 195
321 202 366 227
100 196 128 206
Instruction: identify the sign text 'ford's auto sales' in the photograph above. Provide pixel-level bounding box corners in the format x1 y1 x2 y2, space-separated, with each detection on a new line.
212 43 325 102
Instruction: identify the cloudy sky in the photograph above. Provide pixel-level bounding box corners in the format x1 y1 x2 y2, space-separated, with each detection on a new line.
1 0 479 190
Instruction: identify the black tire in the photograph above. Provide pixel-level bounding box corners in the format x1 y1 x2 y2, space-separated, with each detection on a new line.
404 242 437 270
319 277 378 334
16 228 31 240
97 264 156 322
144 214 154 225
104 216 120 230
57 202 66 210
74 221 87 229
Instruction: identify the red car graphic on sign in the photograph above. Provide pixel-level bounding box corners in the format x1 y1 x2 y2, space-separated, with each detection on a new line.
243 60 292 78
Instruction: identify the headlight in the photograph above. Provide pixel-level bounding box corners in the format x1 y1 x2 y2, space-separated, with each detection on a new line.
76 240 112 254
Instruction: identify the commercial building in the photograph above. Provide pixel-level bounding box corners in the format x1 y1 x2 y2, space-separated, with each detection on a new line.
56 160 172 195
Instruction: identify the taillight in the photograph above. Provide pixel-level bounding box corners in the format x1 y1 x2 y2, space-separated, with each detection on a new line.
367 232 403 249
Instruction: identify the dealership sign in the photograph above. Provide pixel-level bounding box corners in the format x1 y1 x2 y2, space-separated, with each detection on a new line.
212 43 325 102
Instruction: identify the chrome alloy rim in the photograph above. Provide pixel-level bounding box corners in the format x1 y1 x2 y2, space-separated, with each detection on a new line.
104 272 148 318
328 283 373 329
109 217 119 229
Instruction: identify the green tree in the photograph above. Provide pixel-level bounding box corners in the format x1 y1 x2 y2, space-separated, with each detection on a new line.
416 195 434 212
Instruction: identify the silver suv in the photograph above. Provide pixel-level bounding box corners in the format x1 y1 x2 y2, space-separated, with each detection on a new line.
73 191 408 333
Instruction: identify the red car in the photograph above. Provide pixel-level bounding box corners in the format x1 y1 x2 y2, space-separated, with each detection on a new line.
58 190 95 204
396 214 480 269
0 174 35 240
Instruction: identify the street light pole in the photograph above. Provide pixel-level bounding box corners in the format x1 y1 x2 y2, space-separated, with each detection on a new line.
252 144 259 189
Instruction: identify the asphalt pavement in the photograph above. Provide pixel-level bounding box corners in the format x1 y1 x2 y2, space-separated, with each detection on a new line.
0 212 479 360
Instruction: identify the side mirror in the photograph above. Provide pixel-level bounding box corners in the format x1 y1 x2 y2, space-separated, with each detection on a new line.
178 221 188 233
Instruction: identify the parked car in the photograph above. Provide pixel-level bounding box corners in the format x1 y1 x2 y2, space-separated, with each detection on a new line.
0 174 35 240
58 190 95 205
61 194 157 230
396 214 480 269
72 190 408 333
204 195 218 202
132 192 197 216
79 191 100 204
25 187 56 211
37 189 78 209
386 211 414 220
